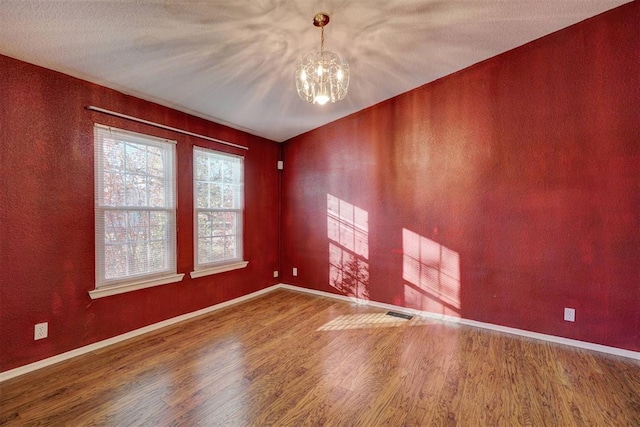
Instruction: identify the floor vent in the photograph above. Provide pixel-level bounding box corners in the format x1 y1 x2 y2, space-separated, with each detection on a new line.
386 311 413 320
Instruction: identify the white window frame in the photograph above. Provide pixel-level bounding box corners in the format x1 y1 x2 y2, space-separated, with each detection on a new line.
190 146 247 278
91 124 184 299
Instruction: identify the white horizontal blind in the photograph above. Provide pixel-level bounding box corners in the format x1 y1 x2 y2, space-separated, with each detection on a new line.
94 125 177 288
193 147 244 270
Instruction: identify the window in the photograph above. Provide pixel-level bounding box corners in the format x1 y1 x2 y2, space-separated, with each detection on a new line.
191 147 247 277
91 125 183 299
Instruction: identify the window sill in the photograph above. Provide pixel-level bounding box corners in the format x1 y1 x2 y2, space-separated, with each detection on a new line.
190 261 249 279
89 273 185 299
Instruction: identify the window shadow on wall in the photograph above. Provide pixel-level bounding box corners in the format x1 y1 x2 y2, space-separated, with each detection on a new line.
402 228 461 316
327 194 370 300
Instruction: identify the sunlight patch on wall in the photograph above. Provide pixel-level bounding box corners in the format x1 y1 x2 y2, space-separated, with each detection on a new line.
327 194 370 300
402 228 461 316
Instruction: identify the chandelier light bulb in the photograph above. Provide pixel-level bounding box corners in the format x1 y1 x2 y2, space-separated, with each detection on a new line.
315 94 330 105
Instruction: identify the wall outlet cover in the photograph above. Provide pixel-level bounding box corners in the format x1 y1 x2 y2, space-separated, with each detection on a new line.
564 307 576 322
34 322 48 340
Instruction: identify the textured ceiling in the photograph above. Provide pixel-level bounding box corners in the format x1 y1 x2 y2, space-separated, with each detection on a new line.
0 1 631 142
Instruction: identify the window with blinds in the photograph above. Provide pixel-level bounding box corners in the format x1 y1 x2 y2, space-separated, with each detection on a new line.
94 124 180 293
193 147 244 271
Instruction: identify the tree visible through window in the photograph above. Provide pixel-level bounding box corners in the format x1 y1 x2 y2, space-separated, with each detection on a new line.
193 147 244 270
94 125 177 289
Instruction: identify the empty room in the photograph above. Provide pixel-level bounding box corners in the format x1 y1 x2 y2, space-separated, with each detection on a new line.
1 1 638 425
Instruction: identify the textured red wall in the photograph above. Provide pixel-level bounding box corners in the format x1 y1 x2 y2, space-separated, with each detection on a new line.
0 55 280 372
281 3 639 351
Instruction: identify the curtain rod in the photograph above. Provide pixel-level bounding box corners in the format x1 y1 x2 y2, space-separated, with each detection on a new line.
86 106 249 151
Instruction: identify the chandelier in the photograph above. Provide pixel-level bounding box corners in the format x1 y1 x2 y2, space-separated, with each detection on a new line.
295 13 349 105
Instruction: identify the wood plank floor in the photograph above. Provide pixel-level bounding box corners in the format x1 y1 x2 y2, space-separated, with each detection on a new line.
1 289 639 426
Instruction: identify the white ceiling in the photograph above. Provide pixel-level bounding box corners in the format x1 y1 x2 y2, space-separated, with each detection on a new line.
0 1 630 142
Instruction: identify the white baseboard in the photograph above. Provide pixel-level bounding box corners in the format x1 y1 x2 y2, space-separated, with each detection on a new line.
0 284 280 383
278 284 640 361
2 282 637 382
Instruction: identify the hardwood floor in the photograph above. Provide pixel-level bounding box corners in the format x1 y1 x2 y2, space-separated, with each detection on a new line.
1 289 639 426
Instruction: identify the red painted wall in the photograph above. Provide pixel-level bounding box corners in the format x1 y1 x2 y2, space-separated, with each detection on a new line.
0 55 281 372
281 3 639 351
1 4 638 374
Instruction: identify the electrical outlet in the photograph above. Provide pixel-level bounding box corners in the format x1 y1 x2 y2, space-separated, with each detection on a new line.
273 270 279 278
34 322 48 340
293 267 298 276
564 307 576 322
